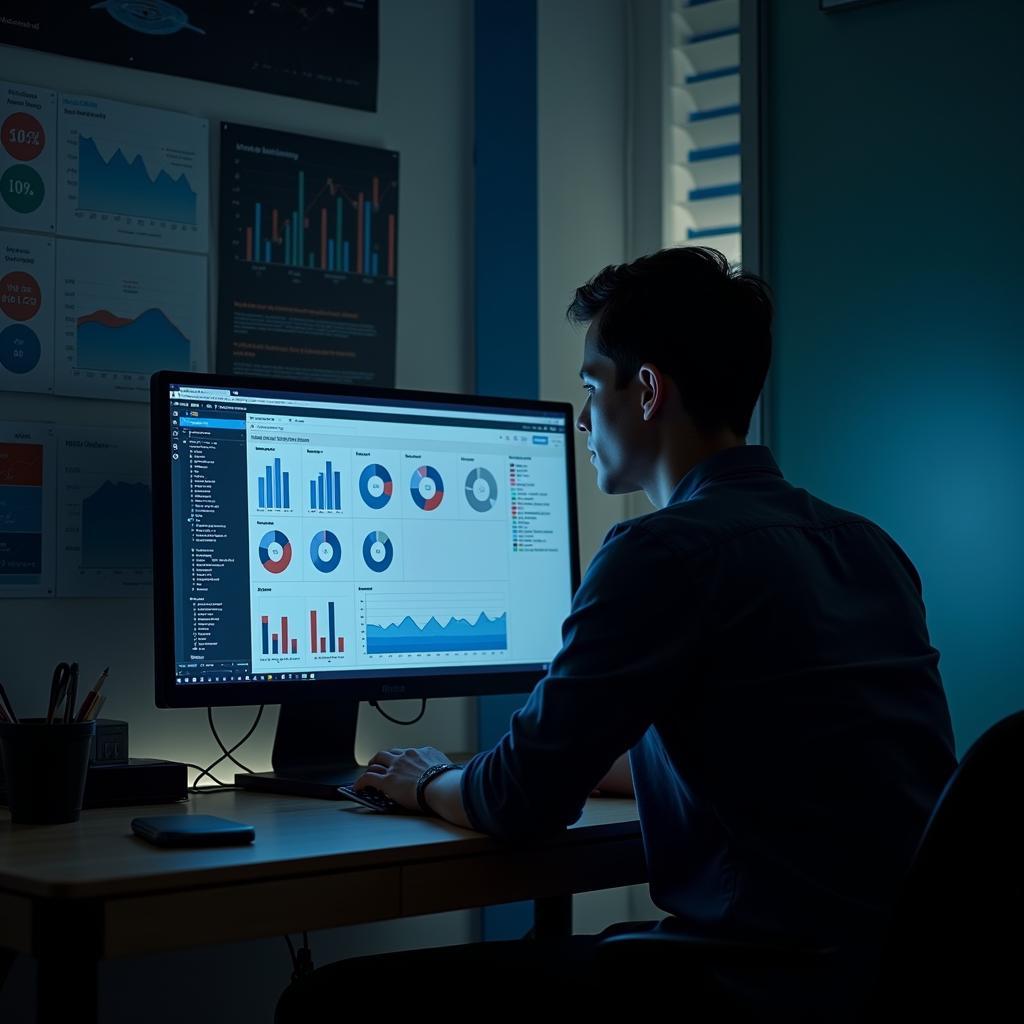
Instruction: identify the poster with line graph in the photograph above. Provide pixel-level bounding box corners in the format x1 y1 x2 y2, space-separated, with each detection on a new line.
0 231 55 395
55 238 207 401
58 92 208 252
56 425 152 597
217 121 397 386
0 421 55 598
0 80 57 234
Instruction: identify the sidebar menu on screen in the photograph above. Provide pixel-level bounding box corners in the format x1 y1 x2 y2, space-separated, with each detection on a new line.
173 408 252 678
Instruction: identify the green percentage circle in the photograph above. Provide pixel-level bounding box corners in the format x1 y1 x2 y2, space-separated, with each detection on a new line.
0 164 44 214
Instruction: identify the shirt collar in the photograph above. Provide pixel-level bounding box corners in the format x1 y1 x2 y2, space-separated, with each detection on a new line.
668 445 783 506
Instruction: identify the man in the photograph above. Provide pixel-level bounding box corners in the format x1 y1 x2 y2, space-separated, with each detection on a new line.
277 247 956 1020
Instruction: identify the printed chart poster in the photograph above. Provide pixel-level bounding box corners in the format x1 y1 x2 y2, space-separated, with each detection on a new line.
0 231 55 394
0 421 55 598
217 122 397 387
58 92 209 253
55 238 208 402
0 1 378 112
0 80 57 234
56 425 152 597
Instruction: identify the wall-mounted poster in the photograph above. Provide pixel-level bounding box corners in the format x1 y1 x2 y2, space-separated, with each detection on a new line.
0 420 55 598
0 0 379 112
0 80 57 234
217 122 398 387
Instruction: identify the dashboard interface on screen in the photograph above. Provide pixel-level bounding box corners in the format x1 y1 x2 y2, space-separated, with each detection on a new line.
164 382 575 687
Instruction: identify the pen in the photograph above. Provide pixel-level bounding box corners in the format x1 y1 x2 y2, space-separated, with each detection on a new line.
85 693 106 722
47 662 70 725
75 667 109 723
63 662 79 725
0 681 16 724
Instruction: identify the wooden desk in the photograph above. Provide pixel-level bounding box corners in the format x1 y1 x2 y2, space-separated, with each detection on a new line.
0 792 644 1023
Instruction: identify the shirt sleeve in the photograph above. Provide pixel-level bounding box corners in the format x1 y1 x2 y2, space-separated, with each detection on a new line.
460 520 696 839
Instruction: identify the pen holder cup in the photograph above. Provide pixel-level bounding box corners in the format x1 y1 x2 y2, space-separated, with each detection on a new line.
0 719 96 824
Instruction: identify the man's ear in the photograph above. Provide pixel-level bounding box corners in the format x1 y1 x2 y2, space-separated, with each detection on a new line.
637 364 666 422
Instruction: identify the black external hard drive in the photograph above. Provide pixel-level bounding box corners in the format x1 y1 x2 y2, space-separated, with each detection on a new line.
130 814 256 847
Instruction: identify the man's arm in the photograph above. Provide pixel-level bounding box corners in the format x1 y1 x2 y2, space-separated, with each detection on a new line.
421 768 472 827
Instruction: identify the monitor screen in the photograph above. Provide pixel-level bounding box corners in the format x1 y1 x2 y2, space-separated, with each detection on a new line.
151 372 580 708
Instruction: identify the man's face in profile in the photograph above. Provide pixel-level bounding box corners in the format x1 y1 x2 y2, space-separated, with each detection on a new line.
577 319 647 495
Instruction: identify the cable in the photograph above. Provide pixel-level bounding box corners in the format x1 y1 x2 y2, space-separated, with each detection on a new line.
183 705 265 792
208 706 261 774
283 932 314 981
369 698 427 726
182 762 234 790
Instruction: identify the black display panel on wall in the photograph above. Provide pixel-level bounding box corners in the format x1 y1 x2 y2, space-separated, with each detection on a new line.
0 0 379 112
217 122 398 387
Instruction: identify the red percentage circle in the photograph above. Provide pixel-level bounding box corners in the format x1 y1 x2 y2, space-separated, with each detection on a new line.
0 271 42 322
2 113 46 161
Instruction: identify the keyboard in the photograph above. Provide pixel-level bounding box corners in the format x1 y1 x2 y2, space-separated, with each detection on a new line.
337 784 406 813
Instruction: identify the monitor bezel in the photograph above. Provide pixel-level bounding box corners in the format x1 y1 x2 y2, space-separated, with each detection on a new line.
151 370 581 709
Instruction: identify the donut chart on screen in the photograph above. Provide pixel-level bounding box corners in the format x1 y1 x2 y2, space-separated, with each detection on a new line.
362 530 394 572
464 467 498 512
258 530 292 573
309 530 342 573
409 465 444 510
358 463 393 509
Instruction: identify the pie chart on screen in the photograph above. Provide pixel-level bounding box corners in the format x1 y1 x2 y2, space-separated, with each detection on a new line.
309 530 342 573
359 463 393 509
258 530 292 573
362 530 394 572
410 465 444 510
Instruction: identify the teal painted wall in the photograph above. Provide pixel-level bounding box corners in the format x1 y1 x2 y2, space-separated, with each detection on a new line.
767 0 1024 751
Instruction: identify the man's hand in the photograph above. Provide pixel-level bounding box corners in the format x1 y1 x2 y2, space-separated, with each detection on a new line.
592 752 634 797
354 746 454 812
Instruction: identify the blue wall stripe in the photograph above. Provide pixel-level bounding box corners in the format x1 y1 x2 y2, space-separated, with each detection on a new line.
685 65 740 84
689 183 741 200
687 225 742 239
687 26 739 44
474 0 538 943
689 142 741 161
689 103 741 122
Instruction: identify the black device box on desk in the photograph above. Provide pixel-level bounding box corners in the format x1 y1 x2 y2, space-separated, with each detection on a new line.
1 758 188 809
0 718 189 808
82 758 188 807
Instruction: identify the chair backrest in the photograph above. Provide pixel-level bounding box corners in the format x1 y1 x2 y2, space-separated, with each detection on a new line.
870 709 1024 1015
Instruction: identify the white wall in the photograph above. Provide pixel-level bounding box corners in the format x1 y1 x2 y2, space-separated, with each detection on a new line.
0 3 477 1021
538 0 665 932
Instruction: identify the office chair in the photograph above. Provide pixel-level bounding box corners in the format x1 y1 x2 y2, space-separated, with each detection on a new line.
597 710 1024 1021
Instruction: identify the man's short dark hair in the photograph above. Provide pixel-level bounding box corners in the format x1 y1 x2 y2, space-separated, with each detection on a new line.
567 247 772 437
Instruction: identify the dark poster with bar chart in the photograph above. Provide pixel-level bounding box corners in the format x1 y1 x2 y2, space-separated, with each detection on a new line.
217 122 398 386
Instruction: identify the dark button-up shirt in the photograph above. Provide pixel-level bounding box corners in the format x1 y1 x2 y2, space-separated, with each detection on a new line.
462 445 955 1005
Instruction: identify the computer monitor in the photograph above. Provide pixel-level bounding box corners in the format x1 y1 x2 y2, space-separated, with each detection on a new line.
151 371 580 797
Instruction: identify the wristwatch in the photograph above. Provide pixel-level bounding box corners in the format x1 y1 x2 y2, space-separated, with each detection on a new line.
415 762 462 815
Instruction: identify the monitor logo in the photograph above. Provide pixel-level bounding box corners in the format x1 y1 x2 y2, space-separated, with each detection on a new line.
381 683 407 698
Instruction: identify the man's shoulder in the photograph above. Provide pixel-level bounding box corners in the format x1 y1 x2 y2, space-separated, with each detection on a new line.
601 484 891 563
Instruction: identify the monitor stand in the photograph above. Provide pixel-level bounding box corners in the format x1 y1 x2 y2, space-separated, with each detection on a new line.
234 699 363 799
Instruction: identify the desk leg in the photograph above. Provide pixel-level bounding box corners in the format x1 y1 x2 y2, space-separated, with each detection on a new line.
34 899 100 1024
533 895 573 938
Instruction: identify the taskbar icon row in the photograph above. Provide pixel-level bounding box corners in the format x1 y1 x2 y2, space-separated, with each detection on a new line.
176 672 321 684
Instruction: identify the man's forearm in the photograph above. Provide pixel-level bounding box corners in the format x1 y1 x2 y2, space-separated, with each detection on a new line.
422 768 474 829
